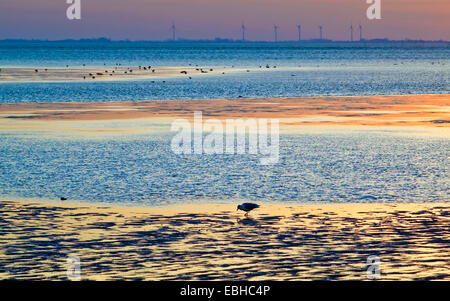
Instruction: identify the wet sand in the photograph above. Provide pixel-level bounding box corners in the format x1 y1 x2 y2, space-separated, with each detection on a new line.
0 66 231 83
0 94 449 136
0 200 449 280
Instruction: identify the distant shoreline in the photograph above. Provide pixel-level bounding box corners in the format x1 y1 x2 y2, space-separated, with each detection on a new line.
1 38 449 46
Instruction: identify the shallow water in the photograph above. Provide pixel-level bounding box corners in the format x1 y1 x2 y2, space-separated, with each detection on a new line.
0 42 448 205
0 132 448 205
1 42 449 68
0 42 449 102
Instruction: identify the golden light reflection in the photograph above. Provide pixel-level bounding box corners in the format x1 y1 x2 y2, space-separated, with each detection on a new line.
1 200 449 280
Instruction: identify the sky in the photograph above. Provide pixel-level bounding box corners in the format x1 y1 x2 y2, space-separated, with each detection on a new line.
0 0 449 41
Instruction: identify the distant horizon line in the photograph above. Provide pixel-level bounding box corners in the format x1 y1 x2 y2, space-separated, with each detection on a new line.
1 37 449 44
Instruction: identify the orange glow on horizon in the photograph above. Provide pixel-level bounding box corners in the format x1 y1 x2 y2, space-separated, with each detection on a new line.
0 0 449 40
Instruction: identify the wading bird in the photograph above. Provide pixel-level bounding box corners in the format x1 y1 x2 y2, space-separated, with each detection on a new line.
237 203 260 217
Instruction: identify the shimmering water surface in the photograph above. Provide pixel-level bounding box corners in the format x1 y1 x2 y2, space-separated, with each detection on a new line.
0 42 449 205
0 133 448 205
0 42 449 102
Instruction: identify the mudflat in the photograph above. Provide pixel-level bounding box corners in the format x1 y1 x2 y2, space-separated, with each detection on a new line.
1 200 449 280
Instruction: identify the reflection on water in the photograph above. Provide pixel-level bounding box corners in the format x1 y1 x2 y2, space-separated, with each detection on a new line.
0 132 448 205
237 218 258 226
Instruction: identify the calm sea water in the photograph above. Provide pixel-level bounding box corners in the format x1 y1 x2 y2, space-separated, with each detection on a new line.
0 42 449 102
0 132 448 206
0 42 449 205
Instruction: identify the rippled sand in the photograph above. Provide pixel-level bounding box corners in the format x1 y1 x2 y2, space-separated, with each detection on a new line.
1 200 449 280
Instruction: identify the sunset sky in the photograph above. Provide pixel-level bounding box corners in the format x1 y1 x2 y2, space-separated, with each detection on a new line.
0 0 449 41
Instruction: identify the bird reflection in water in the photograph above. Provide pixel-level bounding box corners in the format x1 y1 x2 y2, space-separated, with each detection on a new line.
237 217 258 226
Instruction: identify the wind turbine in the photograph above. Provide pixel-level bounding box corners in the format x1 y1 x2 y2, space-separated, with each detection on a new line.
319 25 323 40
350 23 354 42
359 24 363 41
241 22 246 41
297 25 301 41
273 24 279 42
171 22 176 41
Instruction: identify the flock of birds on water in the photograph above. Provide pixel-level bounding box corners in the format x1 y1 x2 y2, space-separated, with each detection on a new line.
24 63 284 81
0 59 445 85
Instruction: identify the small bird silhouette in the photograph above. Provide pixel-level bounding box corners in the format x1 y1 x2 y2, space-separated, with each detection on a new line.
237 203 260 217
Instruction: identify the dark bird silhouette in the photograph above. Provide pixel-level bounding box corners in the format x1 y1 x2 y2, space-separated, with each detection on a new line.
237 203 260 217
60 197 67 201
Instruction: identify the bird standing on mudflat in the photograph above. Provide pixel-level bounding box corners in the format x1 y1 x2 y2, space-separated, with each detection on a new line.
237 203 260 217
